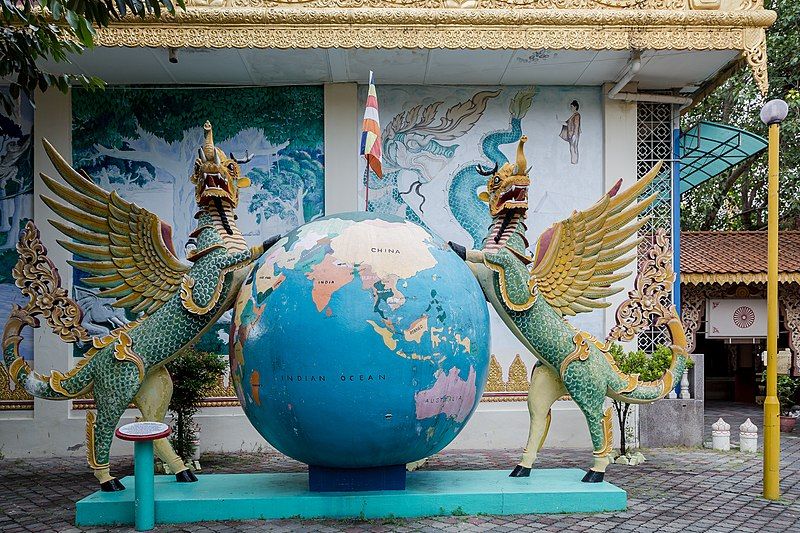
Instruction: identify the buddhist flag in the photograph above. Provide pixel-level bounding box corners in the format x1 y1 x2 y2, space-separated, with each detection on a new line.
360 71 383 179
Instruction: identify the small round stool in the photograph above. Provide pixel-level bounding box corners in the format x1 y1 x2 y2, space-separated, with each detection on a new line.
116 421 171 531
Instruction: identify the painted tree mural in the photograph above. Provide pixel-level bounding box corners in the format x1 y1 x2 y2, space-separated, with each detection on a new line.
0 93 34 364
72 86 325 254
71 86 325 355
249 148 324 231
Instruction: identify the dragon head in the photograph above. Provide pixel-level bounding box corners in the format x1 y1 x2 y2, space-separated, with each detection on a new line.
191 121 252 208
477 135 530 218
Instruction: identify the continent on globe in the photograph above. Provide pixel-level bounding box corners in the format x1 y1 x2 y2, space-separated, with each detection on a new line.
230 212 491 469
415 366 478 424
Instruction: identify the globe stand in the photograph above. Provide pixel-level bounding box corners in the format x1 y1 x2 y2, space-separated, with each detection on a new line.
75 469 627 526
309 464 406 492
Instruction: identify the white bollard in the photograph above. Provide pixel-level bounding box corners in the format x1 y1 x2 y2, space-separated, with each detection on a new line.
712 418 731 451
739 418 758 453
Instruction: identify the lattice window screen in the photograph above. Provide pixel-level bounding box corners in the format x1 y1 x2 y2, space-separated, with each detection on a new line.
636 102 675 353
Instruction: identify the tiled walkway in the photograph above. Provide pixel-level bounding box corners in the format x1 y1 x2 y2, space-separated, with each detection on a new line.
2 402 799 532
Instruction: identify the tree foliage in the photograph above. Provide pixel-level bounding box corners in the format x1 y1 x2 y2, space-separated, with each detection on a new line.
0 0 183 115
72 86 324 153
249 148 325 226
681 0 800 230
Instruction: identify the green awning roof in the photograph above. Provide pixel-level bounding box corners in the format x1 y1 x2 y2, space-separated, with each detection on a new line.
679 121 767 195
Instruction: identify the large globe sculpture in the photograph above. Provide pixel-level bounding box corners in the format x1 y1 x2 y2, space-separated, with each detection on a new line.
229 212 490 470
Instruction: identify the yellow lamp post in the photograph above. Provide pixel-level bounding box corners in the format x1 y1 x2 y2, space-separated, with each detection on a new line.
760 98 789 501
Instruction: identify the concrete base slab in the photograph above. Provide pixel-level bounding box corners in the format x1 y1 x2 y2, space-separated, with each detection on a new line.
75 469 627 526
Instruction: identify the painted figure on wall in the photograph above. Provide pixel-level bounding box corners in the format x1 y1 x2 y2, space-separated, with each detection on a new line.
448 135 689 482
2 124 279 491
558 100 581 164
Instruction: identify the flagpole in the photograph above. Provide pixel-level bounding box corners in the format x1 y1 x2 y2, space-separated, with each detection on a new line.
361 70 382 212
364 163 370 211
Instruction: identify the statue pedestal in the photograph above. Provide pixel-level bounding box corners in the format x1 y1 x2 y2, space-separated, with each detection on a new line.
76 469 626 527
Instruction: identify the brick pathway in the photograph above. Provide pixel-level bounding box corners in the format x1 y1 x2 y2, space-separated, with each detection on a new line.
2 403 799 532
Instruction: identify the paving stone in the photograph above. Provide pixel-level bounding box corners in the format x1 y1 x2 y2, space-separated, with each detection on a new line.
2 402 799 532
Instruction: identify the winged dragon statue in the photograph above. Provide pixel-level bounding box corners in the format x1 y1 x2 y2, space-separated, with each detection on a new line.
2 122 279 491
449 135 690 482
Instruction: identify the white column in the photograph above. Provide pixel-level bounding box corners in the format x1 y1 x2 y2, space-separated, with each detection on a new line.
601 85 637 347
323 83 359 215
739 418 758 453
0 89 89 457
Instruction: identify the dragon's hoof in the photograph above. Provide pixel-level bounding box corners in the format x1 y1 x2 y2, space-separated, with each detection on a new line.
175 469 198 483
581 470 605 483
509 465 531 477
100 478 126 492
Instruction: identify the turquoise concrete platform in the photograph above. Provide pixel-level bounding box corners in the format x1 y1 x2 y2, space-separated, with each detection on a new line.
76 469 626 526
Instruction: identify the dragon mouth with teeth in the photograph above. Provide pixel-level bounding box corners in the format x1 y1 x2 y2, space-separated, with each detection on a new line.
192 121 251 209
199 172 234 204
496 183 529 213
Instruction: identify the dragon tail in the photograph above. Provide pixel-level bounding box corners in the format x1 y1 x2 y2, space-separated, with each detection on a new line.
606 311 689 404
2 221 93 400
604 229 690 404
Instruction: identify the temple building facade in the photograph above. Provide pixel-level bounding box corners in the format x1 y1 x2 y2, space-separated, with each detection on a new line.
0 0 776 457
681 231 800 404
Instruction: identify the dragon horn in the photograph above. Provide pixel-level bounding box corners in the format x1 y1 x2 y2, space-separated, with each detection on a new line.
203 121 215 159
476 162 499 176
516 135 528 173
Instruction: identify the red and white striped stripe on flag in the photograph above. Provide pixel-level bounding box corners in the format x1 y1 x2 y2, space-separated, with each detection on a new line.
360 71 383 179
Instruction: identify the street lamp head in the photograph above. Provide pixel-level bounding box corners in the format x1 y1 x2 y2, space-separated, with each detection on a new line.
760 99 789 126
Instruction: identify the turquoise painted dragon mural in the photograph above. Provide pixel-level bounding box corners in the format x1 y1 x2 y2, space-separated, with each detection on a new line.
0 93 34 371
366 87 535 248
447 89 534 247
449 136 689 482
2 124 279 491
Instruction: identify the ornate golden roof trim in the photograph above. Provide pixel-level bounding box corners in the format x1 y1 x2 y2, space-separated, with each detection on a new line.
94 6 774 93
682 272 800 285
182 0 756 10
0 400 34 410
97 7 776 31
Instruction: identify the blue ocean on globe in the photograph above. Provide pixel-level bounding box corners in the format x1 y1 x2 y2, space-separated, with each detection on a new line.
230 212 490 468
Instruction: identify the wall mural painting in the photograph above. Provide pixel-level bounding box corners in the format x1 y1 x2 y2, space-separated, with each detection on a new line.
71 86 324 357
359 85 604 347
0 92 34 368
559 99 581 165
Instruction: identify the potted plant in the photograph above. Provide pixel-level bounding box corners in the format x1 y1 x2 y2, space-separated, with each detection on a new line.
609 344 693 464
777 374 800 433
166 347 227 469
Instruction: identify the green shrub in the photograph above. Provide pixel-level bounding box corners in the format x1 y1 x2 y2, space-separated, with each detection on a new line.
166 348 227 462
762 374 800 416
610 344 684 455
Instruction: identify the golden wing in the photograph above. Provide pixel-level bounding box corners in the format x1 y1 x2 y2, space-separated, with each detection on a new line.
39 139 189 317
530 162 663 316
